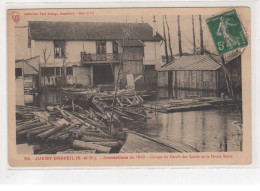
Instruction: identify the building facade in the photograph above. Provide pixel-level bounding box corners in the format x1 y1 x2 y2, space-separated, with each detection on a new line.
28 21 164 87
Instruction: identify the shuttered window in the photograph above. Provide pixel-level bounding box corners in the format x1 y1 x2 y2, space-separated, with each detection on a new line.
66 67 73 75
15 68 22 77
96 41 106 55
54 40 65 58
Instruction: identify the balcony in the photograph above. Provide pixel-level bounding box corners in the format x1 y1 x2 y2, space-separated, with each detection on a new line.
81 52 122 64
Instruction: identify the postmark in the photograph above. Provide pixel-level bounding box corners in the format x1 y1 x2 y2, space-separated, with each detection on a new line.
206 9 248 55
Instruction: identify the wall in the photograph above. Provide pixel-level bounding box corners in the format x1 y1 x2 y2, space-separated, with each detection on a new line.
15 27 31 60
33 40 114 66
158 71 168 87
175 70 218 90
158 70 218 91
143 41 162 70
122 47 144 75
39 66 91 86
72 66 92 86
15 67 25 105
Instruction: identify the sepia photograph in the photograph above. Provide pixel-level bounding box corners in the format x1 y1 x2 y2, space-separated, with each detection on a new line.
8 7 251 166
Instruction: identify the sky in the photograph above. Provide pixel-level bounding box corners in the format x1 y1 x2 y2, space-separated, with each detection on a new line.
15 12 217 60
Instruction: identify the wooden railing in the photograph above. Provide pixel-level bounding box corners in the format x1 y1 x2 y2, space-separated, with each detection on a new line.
81 52 122 63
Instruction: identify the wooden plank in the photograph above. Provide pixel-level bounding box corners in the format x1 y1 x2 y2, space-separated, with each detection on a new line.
120 132 178 153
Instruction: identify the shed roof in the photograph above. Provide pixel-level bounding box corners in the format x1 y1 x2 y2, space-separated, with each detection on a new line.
116 39 145 47
158 55 222 71
15 57 39 75
28 21 163 41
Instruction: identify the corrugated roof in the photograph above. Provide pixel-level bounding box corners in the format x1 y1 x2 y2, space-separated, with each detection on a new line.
116 40 144 47
28 21 163 41
158 55 222 71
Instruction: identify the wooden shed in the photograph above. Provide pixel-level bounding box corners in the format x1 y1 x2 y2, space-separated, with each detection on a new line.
158 55 221 90
157 54 243 98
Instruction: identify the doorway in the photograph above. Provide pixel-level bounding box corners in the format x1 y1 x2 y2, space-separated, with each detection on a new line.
93 64 114 85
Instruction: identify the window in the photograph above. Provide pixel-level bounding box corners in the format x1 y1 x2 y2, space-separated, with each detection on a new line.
54 40 65 58
42 67 55 76
96 41 106 55
55 67 60 76
61 68 64 76
24 82 33 88
15 68 22 77
55 67 65 76
66 67 73 75
144 65 155 71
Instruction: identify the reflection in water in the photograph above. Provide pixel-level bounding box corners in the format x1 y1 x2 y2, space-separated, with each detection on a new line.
126 107 241 152
25 88 62 108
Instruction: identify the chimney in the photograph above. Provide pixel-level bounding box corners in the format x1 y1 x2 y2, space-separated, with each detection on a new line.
152 15 157 37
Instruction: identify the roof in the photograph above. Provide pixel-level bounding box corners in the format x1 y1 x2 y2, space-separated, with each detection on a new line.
116 40 144 47
158 55 222 71
15 57 39 75
28 21 163 41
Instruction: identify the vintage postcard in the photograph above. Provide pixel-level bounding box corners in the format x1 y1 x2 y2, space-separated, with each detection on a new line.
7 7 251 167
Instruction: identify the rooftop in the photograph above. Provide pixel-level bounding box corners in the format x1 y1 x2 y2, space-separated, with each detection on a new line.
158 54 222 71
28 21 163 41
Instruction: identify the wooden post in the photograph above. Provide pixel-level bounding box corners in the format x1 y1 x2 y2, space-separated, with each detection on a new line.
192 15 196 54
165 15 173 61
162 16 169 64
177 15 182 57
199 15 204 55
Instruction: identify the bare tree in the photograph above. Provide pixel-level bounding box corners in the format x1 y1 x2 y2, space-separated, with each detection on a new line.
59 54 68 106
204 49 242 123
41 44 51 98
165 15 173 61
109 24 132 133
162 16 169 64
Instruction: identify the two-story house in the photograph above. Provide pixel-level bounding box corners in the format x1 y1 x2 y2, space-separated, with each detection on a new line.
28 21 164 87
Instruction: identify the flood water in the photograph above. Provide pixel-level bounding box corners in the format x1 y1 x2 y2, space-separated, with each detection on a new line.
26 88 242 153
124 107 242 152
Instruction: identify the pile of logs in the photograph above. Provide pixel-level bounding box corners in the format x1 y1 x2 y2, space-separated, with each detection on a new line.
16 92 146 154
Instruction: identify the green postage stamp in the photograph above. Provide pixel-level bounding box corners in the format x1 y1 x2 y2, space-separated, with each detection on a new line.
206 9 248 55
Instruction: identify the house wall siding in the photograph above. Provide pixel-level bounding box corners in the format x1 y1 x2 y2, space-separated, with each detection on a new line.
158 70 218 91
123 47 144 75
143 41 162 70
158 71 168 87
72 65 92 86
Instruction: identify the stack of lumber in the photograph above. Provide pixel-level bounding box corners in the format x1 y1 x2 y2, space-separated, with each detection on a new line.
16 104 129 154
16 90 146 154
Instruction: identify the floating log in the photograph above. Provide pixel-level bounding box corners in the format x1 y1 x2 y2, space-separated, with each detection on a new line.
17 121 47 132
18 119 40 126
72 140 111 153
59 134 73 143
86 141 120 147
18 124 51 137
27 126 54 142
36 124 66 141
81 135 117 142
37 144 70 154
79 131 112 138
